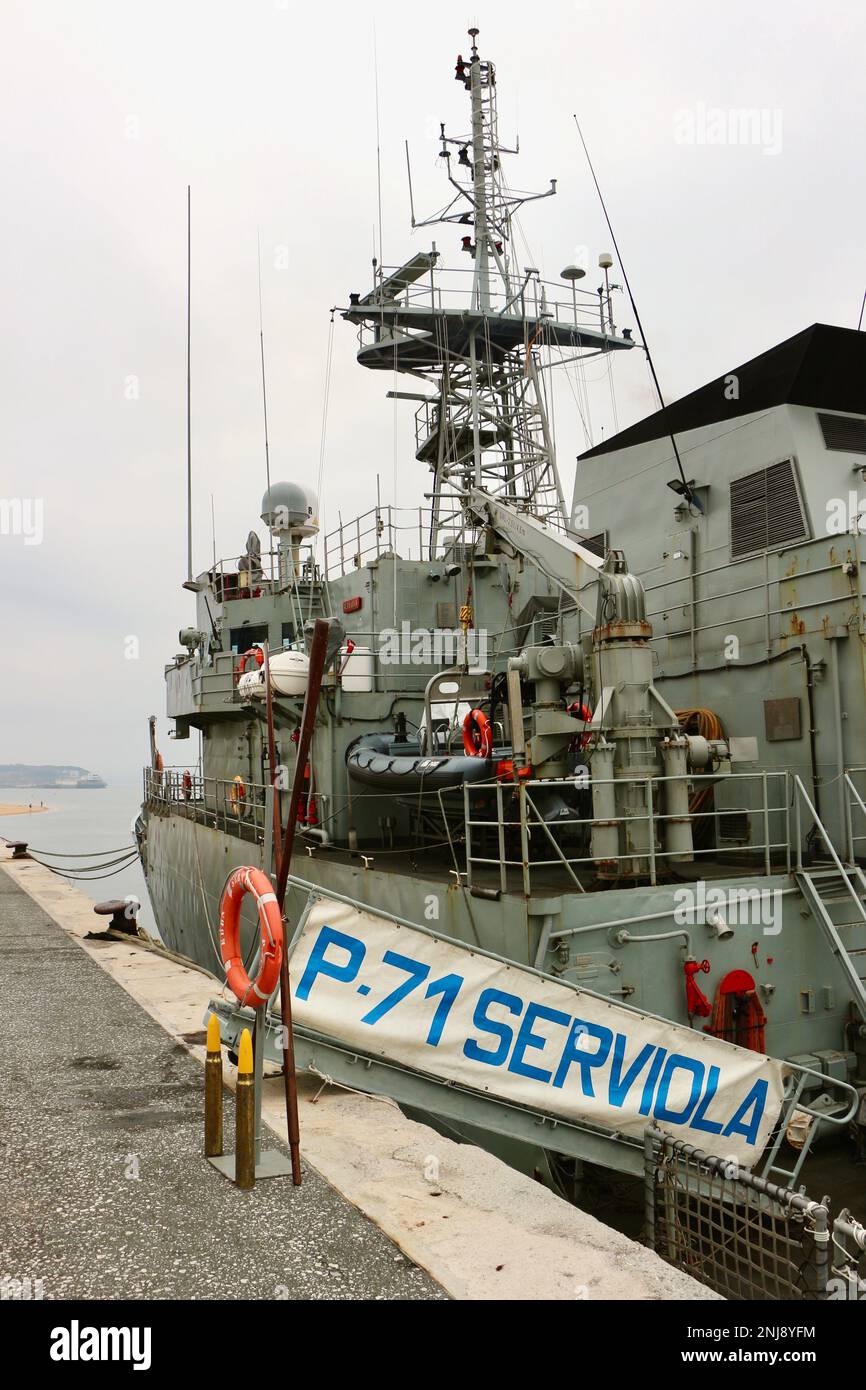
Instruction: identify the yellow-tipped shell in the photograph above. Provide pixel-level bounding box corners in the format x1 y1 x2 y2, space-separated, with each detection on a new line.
238 1027 254 1075
206 1014 222 1053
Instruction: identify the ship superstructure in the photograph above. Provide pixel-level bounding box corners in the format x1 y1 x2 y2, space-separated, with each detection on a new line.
138 30 866 1212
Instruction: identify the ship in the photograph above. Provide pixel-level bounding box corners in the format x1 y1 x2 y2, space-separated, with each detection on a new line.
138 29 866 1256
0 764 107 789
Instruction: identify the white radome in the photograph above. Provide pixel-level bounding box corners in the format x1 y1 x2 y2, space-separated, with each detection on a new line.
261 481 319 539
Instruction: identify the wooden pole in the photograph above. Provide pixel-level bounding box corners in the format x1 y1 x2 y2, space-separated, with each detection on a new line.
263 642 282 882
274 617 331 1186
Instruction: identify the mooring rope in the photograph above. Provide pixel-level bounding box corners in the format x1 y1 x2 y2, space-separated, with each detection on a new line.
31 854 140 882
23 844 137 859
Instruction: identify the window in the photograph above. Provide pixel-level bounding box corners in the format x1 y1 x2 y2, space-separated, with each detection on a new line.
729 458 809 560
817 412 866 454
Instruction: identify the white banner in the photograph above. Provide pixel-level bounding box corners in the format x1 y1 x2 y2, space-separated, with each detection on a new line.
289 897 788 1167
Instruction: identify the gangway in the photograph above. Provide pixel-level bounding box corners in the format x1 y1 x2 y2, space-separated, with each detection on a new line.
207 878 857 1188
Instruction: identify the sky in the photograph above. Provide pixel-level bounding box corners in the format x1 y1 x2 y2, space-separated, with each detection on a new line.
1 0 863 783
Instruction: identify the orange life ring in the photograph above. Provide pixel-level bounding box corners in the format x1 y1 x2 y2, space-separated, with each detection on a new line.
462 708 492 758
218 866 284 1006
230 774 246 815
237 646 265 678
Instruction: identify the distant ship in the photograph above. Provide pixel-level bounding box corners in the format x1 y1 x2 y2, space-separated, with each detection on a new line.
0 764 107 789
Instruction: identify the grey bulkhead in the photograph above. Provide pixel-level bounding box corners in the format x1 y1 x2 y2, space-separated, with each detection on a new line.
172 544 558 818
572 398 866 854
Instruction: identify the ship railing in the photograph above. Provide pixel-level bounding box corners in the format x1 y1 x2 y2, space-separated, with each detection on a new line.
462 770 790 895
198 545 320 600
323 504 441 575
356 261 613 335
322 500 522 577
168 650 238 714
143 767 269 838
843 767 866 862
793 772 866 901
644 1106 862 1300
143 766 333 844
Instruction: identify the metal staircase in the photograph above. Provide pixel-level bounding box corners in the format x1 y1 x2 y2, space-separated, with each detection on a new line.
793 775 866 1022
795 868 866 1021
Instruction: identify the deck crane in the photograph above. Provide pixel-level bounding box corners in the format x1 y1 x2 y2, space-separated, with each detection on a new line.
466 486 700 876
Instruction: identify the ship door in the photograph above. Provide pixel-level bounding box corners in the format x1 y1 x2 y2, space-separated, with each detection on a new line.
229 624 269 654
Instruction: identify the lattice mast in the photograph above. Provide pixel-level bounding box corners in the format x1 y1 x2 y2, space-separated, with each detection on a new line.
428 28 566 540
341 27 634 558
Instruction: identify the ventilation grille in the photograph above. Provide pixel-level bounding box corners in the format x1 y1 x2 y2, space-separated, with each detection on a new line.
717 810 750 845
730 459 809 560
536 611 560 643
818 412 866 454
579 531 607 559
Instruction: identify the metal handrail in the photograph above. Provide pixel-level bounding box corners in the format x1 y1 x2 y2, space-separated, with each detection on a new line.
463 770 790 893
360 261 603 317
323 503 445 575
758 1061 860 1187
843 768 866 862
793 773 866 922
200 545 320 599
144 768 269 838
523 787 586 893
145 761 865 895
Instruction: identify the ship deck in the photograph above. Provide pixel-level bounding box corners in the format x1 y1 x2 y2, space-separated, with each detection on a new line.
147 797 787 898
297 835 786 896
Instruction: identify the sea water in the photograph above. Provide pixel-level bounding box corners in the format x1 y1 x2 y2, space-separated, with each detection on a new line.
0 783 156 937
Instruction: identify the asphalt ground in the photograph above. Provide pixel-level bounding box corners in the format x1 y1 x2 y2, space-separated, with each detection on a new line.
0 868 444 1301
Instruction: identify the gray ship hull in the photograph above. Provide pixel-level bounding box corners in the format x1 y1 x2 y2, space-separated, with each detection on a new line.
140 802 860 1064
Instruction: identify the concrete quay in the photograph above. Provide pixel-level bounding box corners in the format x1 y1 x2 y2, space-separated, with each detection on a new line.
0 851 716 1302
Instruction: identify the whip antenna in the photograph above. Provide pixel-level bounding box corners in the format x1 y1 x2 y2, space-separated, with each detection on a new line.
373 23 384 267
182 186 201 591
257 228 272 497
572 114 695 505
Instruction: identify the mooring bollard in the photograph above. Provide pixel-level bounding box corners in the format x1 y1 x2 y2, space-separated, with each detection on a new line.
93 899 138 936
204 1014 223 1159
234 1028 255 1190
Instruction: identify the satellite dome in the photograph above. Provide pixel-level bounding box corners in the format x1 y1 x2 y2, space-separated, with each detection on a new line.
261 481 318 537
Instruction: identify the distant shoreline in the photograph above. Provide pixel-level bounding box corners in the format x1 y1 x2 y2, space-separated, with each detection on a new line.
0 766 107 790
0 803 51 816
